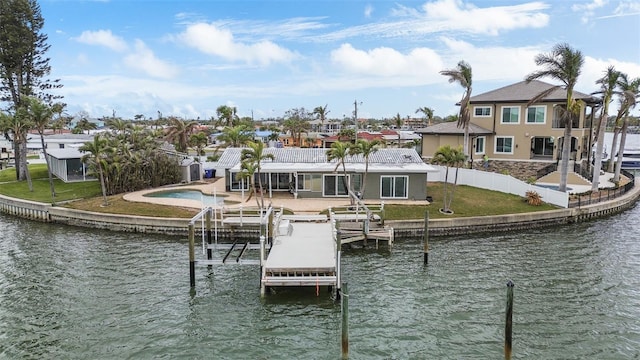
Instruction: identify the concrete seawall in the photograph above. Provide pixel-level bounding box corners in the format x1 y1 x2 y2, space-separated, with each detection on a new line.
1 180 639 238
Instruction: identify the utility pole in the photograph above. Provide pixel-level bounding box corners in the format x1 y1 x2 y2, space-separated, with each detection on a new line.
353 100 362 142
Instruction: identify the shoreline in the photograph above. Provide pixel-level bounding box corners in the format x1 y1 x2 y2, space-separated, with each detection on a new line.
1 177 639 238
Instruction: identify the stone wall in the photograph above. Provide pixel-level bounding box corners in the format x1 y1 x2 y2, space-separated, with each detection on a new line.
471 160 553 182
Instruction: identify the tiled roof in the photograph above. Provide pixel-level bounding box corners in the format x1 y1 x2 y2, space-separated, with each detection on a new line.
217 147 427 168
469 80 599 104
414 122 493 135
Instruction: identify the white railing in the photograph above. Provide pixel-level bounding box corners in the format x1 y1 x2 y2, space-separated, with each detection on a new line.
431 165 569 208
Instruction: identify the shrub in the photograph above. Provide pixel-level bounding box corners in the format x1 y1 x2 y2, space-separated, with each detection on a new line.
525 190 543 206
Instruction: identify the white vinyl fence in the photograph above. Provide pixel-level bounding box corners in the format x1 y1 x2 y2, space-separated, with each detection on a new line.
430 165 569 208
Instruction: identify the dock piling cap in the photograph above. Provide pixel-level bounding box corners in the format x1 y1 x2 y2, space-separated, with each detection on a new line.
506 280 514 287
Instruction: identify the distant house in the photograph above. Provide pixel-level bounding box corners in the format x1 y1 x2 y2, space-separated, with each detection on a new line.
46 148 93 182
216 147 438 200
417 80 600 165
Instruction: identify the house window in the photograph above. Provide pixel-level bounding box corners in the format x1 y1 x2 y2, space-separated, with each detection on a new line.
380 176 408 199
297 173 322 191
474 106 491 117
230 172 250 191
59 144 65 149
526 106 546 124
495 136 514 154
475 136 485 154
501 106 520 124
323 174 349 197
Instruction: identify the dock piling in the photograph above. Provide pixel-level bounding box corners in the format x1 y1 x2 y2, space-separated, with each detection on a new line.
341 282 349 359
188 223 195 288
505 280 514 360
423 211 429 265
206 209 212 265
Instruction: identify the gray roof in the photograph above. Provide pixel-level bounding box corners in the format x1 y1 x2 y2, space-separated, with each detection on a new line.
469 80 600 104
414 122 493 135
46 148 85 159
217 147 428 168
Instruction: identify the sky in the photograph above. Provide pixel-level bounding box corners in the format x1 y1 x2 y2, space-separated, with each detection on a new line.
38 0 640 122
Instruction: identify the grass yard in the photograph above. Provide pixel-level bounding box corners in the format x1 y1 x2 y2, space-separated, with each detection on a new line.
383 182 558 220
0 164 102 203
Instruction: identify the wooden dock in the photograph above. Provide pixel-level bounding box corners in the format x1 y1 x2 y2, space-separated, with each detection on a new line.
261 221 337 289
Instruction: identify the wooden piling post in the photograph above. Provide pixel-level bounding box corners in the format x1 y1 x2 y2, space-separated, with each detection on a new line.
206 209 212 263
341 282 349 359
188 223 196 288
505 280 514 360
336 222 342 299
423 211 429 265
259 236 266 296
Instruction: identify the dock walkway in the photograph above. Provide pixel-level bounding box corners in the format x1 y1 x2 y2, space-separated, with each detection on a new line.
262 221 337 288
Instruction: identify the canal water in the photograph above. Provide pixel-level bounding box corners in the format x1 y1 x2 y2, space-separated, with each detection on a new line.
1 206 639 359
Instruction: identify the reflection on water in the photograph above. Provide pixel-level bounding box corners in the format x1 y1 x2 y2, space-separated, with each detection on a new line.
1 206 639 359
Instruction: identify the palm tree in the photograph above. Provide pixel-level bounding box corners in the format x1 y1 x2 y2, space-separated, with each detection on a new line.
1 110 33 189
282 114 311 147
313 104 330 133
440 60 473 159
241 141 275 210
326 141 352 202
217 125 253 148
74 117 97 134
415 106 434 126
236 160 258 206
216 105 237 127
611 74 640 182
350 139 381 199
25 97 57 201
591 66 621 191
165 117 198 153
189 132 208 156
525 43 584 193
431 145 466 214
106 117 131 135
79 134 111 206
392 113 403 147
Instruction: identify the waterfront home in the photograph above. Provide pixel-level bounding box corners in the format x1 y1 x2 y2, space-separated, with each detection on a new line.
216 147 438 200
417 80 600 167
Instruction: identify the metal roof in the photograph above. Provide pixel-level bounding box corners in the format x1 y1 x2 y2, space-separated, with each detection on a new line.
218 147 438 173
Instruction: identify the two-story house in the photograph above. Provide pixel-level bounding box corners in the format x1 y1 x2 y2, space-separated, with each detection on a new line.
417 80 600 171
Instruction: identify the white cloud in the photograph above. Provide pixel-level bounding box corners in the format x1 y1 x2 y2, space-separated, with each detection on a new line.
177 22 297 66
613 0 640 16
572 0 608 23
419 0 550 36
74 29 128 52
330 43 443 77
123 40 179 79
318 0 550 41
364 4 374 18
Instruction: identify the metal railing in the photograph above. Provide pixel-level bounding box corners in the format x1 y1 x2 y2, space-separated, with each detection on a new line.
568 169 635 208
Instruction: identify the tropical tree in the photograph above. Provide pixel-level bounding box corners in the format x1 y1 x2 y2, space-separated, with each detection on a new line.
415 106 434 126
25 96 56 201
0 110 33 189
440 60 473 159
591 66 621 191
165 116 198 153
216 105 237 127
283 108 311 147
236 160 258 205
106 117 131 135
392 113 403 147
337 128 355 143
313 104 330 133
326 141 353 203
241 141 275 211
79 134 111 206
189 132 208 156
217 125 253 148
611 74 640 182
431 145 466 214
74 115 97 134
525 43 584 192
350 139 381 199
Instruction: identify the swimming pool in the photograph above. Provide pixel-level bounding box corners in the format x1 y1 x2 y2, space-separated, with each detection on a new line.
144 189 225 206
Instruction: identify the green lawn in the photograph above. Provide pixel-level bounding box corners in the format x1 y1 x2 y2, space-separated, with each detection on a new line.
0 164 103 203
383 182 558 220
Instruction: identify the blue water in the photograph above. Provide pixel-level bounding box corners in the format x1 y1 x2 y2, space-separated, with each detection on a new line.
144 189 225 206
